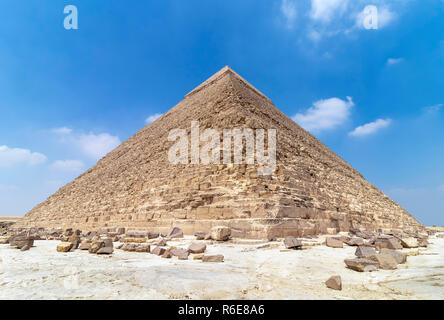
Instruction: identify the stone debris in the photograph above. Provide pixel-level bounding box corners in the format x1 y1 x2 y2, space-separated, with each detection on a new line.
135 245 151 253
170 247 189 260
147 232 159 239
379 249 407 264
355 246 377 258
167 227 183 239
156 238 167 246
188 243 206 254
325 276 342 291
202 255 224 263
210 226 231 241
161 250 172 259
151 246 166 256
57 242 73 252
283 236 302 249
400 237 419 248
344 258 379 272
375 237 403 250
325 237 343 248
194 231 207 240
193 254 204 260
345 237 365 246
370 254 398 270
123 238 146 243
9 236 34 250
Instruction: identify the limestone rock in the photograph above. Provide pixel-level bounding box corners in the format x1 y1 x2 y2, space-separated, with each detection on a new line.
10 236 34 250
188 243 206 254
79 242 91 250
401 237 419 248
88 241 104 254
21 244 31 251
210 226 231 241
157 238 167 246
147 232 159 239
283 236 302 249
375 237 403 250
124 238 146 243
371 254 398 270
152 246 166 256
355 246 376 258
379 249 407 264
161 250 172 258
325 276 342 291
135 245 151 253
345 237 364 246
97 246 113 254
167 227 183 239
202 255 224 263
194 231 207 240
344 258 378 272
57 242 73 252
326 238 343 248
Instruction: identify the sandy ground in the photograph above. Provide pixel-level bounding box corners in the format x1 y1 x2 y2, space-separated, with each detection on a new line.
0 233 443 300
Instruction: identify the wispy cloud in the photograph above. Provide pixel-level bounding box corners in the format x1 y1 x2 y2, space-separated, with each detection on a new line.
53 128 121 160
281 0 297 29
423 104 443 114
349 118 392 137
0 145 47 168
51 127 72 135
145 113 163 124
293 96 354 133
310 0 349 23
51 160 85 173
387 57 403 66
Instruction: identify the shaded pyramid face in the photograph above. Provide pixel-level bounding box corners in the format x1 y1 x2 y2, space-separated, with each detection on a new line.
19 66 422 238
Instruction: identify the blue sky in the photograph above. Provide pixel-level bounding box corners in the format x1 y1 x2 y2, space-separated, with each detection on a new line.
0 0 443 226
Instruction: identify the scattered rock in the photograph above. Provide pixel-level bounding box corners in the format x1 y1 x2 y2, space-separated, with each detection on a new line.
121 244 136 252
436 234 444 239
88 241 105 254
157 238 167 246
344 258 378 272
371 254 398 270
326 237 343 248
116 227 125 235
161 250 172 259
325 276 342 290
188 243 207 254
283 236 302 249
193 254 204 260
355 246 377 258
401 237 419 248
97 246 114 254
0 237 9 244
123 238 146 243
151 246 166 256
327 228 337 235
10 236 34 250
167 227 183 239
57 242 73 253
79 243 91 250
375 237 403 250
194 231 207 240
170 247 189 259
21 244 31 251
345 237 365 246
202 255 224 263
418 238 428 247
147 232 159 239
210 226 231 241
379 249 407 264
135 245 151 253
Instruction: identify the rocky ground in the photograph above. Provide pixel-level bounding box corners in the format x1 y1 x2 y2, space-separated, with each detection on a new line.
0 231 443 300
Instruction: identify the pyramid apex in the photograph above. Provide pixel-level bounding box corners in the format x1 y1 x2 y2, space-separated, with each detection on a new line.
185 66 271 102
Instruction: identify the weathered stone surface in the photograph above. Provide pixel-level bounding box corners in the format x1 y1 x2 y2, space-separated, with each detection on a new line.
202 255 224 263
79 242 91 250
167 227 183 239
401 237 419 248
344 258 378 272
97 246 113 254
147 232 159 239
170 247 189 259
88 241 104 254
10 237 34 249
161 250 172 259
21 244 31 251
16 66 424 239
325 276 342 290
188 243 206 254
157 238 167 246
121 244 136 252
345 237 365 246
371 254 398 270
283 236 302 249
210 226 231 241
152 246 166 256
194 231 207 240
379 249 407 264
123 238 146 243
57 242 73 252
355 246 377 258
375 237 403 250
135 245 151 252
418 238 428 247
326 238 343 248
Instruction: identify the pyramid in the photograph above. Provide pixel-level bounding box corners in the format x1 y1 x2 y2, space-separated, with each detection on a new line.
18 66 423 238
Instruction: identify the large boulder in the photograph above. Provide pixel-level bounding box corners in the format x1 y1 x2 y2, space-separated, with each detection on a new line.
325 276 342 291
57 242 73 252
135 245 151 253
167 227 184 239
210 226 231 241
400 237 419 248
194 231 207 240
345 237 365 246
355 246 377 258
188 243 207 254
375 237 403 250
151 246 166 256
170 248 189 260
325 237 343 248
371 254 398 270
344 258 378 272
10 236 34 250
97 246 113 254
88 241 105 254
147 232 160 239
379 249 407 264
283 236 302 249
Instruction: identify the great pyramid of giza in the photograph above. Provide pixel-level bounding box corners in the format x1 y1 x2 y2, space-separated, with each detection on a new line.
18 66 423 238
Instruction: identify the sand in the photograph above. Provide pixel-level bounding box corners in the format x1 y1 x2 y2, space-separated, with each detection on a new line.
0 233 443 300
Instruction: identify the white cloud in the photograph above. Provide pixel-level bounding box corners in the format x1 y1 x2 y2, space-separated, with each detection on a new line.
281 0 297 29
310 0 349 23
423 104 443 114
52 127 72 135
145 113 163 124
0 145 47 168
75 133 120 160
293 96 354 132
51 160 84 173
349 118 392 137
387 57 404 65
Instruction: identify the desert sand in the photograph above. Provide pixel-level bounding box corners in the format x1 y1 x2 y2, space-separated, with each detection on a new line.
0 233 443 300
